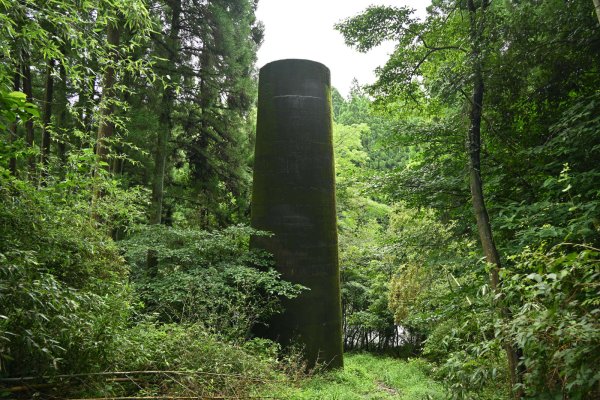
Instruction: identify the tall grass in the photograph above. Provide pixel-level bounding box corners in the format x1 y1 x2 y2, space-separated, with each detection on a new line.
265 353 446 399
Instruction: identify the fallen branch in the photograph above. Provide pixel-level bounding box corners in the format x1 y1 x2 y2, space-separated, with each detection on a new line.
2 383 55 393
0 370 265 383
67 397 280 400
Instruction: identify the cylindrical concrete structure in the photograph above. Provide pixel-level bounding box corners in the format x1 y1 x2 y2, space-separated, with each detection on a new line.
251 59 343 369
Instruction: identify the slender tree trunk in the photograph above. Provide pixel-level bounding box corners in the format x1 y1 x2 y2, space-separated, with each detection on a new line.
468 70 522 400
55 63 68 168
76 75 93 142
96 23 120 165
21 54 35 172
92 20 121 223
468 73 501 284
593 0 600 24
196 44 213 229
111 72 133 176
9 68 20 176
466 0 522 397
150 0 181 224
40 59 55 169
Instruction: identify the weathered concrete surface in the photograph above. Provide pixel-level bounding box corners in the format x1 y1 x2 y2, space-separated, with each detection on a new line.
251 59 343 369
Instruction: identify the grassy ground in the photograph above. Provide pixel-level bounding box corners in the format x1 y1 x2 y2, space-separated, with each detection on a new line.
265 353 446 399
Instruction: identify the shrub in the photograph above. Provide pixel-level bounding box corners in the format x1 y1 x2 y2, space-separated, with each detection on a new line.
0 170 137 376
503 244 600 398
121 224 305 338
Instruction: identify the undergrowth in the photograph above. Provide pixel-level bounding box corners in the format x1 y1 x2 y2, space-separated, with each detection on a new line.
261 352 446 399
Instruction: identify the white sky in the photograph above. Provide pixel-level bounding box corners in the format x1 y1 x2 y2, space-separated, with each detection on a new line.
255 0 429 97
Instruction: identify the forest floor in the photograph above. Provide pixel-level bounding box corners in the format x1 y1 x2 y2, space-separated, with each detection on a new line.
263 353 446 399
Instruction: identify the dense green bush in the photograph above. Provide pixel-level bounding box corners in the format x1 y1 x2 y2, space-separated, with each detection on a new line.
426 244 600 399
121 224 305 338
0 167 143 376
103 323 281 398
117 322 277 373
0 168 301 398
503 245 600 398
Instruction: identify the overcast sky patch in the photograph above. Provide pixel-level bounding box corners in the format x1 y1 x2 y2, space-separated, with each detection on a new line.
255 0 428 97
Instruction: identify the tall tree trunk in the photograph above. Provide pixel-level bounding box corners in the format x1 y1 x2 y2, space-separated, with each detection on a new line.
40 59 55 169
593 0 600 24
92 20 121 223
197 44 213 229
55 63 68 168
468 72 501 285
466 0 522 397
21 53 35 172
9 68 20 176
96 23 120 166
150 0 181 224
111 73 133 176
76 75 93 143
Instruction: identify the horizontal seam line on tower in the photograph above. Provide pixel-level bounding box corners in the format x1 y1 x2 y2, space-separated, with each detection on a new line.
273 95 323 100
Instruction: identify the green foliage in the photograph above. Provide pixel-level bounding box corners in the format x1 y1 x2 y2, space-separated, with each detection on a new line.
389 264 424 324
0 250 132 376
118 323 278 374
0 91 38 129
105 323 280 398
420 243 600 399
334 121 370 184
390 244 510 400
0 0 282 396
0 170 136 376
366 116 469 224
387 203 478 333
0 160 299 395
0 0 154 109
337 0 600 398
332 117 401 351
333 85 408 173
437 341 508 400
495 93 600 251
122 224 305 338
0 164 293 396
124 0 263 228
503 245 600 398
1 0 599 397
336 6 416 53
421 286 510 400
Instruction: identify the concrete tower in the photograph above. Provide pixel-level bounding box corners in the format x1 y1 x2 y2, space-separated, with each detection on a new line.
251 59 343 369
